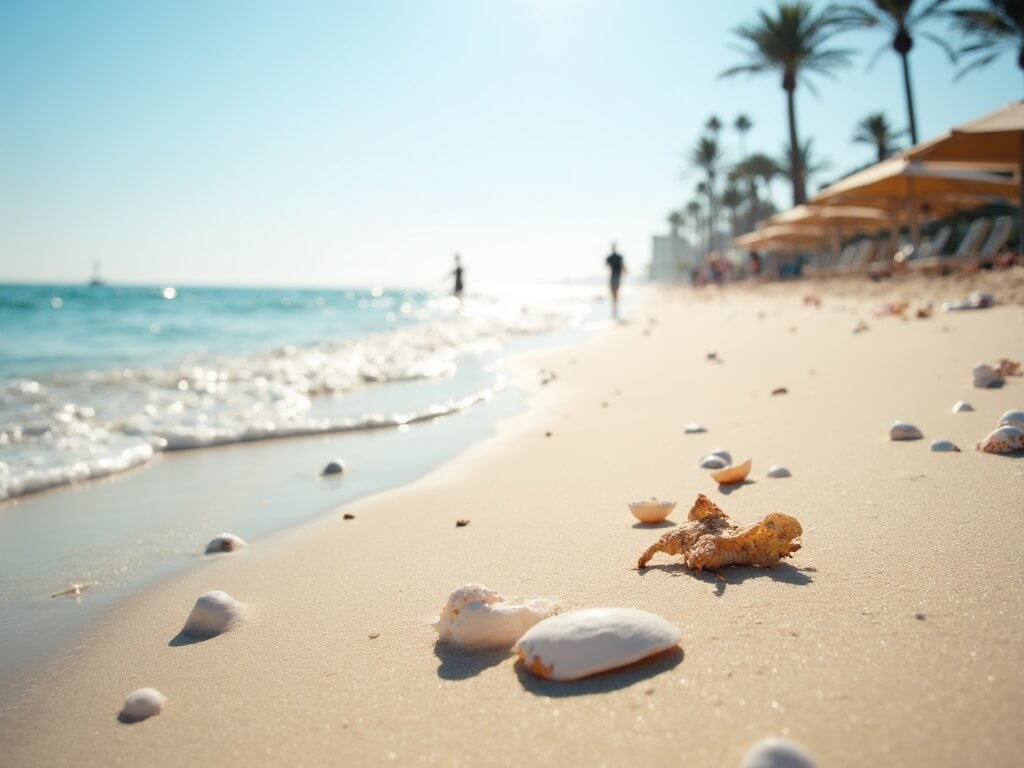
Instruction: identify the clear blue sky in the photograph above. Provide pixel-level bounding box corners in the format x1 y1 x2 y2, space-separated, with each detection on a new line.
0 0 1018 288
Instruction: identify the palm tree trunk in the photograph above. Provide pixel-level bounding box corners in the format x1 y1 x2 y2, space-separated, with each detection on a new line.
786 86 805 205
901 51 918 145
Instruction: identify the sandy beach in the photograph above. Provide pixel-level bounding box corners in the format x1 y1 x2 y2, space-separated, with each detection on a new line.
2 273 1023 767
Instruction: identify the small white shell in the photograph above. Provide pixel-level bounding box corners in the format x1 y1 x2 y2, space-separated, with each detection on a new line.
321 459 347 476
119 688 166 723
437 584 556 649
740 737 818 768
889 421 923 441
977 425 1024 454
684 424 707 434
972 363 1003 389
951 401 974 413
204 533 247 554
929 439 960 452
183 591 243 638
852 320 869 334
515 608 681 681
628 499 676 523
708 449 732 464
997 409 1024 429
766 465 791 478
699 455 728 469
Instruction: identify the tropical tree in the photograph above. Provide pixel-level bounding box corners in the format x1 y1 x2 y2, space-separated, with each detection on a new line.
719 185 746 238
950 0 1024 79
735 152 782 208
685 199 703 244
690 136 725 250
706 115 724 134
835 1 955 145
734 114 754 158
852 112 905 161
667 210 684 238
721 1 854 205
775 138 833 193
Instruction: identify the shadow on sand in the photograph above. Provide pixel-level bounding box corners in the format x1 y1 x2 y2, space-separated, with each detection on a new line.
514 647 684 697
168 630 215 647
638 562 814 597
717 480 756 495
631 520 676 530
434 642 512 681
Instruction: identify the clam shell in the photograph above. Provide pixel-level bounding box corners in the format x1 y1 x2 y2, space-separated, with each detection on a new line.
929 439 960 452
437 584 556 649
684 423 707 434
740 737 818 768
514 608 681 681
951 401 974 413
699 455 728 469
710 458 752 485
889 421 923 441
977 425 1024 454
628 499 676 523
708 449 732 464
972 363 1003 389
204 533 247 554
119 688 166 724
997 409 1024 429
183 590 243 638
321 459 347 476
765 465 791 478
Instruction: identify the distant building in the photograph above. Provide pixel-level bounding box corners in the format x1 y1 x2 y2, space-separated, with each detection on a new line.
649 234 698 281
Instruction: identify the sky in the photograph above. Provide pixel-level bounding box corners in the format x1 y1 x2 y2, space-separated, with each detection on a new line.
0 0 1019 288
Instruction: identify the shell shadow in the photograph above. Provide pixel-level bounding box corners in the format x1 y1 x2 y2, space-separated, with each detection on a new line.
638 563 813 597
514 646 684 697
717 480 756 495
631 520 676 530
434 642 512 681
168 629 214 647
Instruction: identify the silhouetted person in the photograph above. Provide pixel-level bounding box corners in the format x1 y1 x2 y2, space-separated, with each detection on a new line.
605 243 626 319
452 254 464 300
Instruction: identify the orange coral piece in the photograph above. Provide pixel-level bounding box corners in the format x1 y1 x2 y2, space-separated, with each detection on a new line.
636 494 802 571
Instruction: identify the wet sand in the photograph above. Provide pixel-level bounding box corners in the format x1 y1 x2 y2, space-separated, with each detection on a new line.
2 273 1023 767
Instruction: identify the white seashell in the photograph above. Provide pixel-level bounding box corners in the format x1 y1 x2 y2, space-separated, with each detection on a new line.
766 465 791 478
972 363 1003 389
699 455 728 469
321 459 347 476
710 458 752 485
929 439 960 452
852 320 869 334
515 608 681 681
997 409 1024 429
119 688 166 723
183 591 243 638
708 449 732 464
684 423 707 434
628 499 676 523
437 584 556 649
977 425 1024 454
204 532 247 554
740 737 818 768
951 401 974 413
889 421 923 441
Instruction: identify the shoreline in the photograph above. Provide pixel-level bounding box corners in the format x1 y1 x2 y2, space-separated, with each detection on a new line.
2 276 1023 766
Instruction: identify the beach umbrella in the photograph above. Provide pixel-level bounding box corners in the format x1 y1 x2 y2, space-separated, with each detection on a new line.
757 205 892 265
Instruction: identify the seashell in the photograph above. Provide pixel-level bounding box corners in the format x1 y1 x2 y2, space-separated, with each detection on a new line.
740 737 818 768
321 459 347 476
437 584 556 649
204 533 246 554
514 608 681 681
708 449 732 464
972 363 1004 389
699 455 728 469
119 688 166 724
951 401 974 413
628 498 677 524
889 421 923 441
997 409 1024 429
706 351 718 361
710 458 752 485
929 439 960 452
977 425 1024 454
766 465 791 478
684 423 707 434
852 320 869 334
183 591 243 638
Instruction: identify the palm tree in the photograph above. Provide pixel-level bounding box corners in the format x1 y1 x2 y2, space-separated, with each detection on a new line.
950 1 1024 80
734 114 754 158
776 138 833 193
722 2 855 205
705 115 724 134
852 112 905 161
719 185 745 238
735 152 782 208
667 211 684 238
835 1 955 145
685 199 703 245
690 136 725 251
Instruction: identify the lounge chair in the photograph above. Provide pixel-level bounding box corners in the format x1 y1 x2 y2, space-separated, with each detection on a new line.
896 225 952 267
836 239 877 277
906 218 991 275
804 242 856 279
974 216 1013 268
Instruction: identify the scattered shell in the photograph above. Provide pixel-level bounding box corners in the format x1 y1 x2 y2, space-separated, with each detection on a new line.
368 631 381 639
740 737 818 768
51 583 91 598
708 449 732 464
929 439 961 452
852 320 869 334
455 519 470 527
972 363 1004 389
710 459 752 485
995 359 1021 377
119 688 166 724
699 455 728 470
997 409 1024 429
706 351 718 361
514 608 681 681
204 533 246 554
771 387 788 396
684 424 707 434
889 421 923 441
628 498 677 524
437 584 556 649
321 459 347 476
343 513 355 520
182 590 243 638
977 425 1024 454
766 465 791 478
943 290 994 311
951 401 974 413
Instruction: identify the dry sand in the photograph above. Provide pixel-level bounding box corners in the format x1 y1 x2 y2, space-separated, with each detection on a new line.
2 273 1023 767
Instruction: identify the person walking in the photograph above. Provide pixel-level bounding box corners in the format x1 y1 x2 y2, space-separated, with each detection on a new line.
452 254 464 301
605 242 626 319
